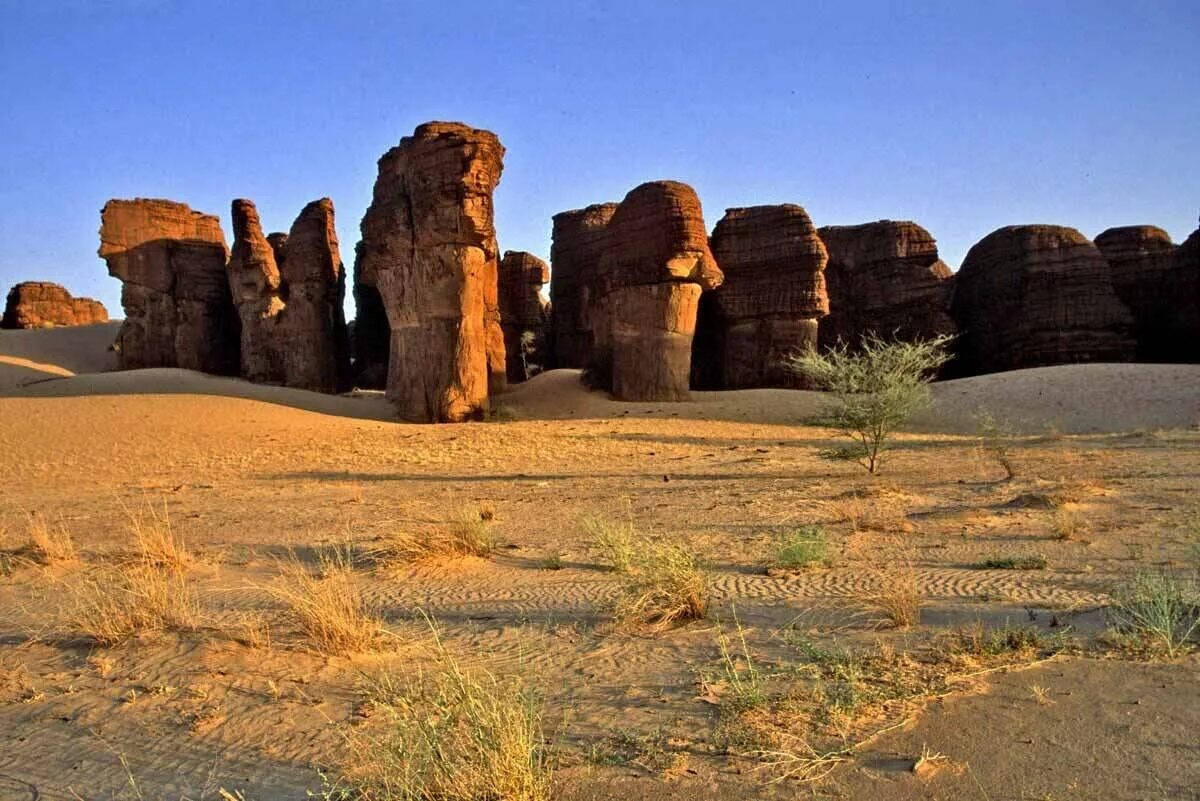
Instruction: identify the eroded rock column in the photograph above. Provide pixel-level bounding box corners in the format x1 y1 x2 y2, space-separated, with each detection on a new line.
499 250 550 382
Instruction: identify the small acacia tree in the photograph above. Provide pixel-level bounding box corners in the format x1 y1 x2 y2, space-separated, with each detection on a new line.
785 334 953 474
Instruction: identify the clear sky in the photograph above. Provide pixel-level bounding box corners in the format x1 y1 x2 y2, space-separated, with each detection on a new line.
1 1 1197 318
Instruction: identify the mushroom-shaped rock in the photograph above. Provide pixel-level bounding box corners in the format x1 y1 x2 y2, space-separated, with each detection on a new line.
357 121 506 421
98 198 239 374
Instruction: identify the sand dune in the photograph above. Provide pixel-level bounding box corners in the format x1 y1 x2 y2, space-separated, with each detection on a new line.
3 323 1198 434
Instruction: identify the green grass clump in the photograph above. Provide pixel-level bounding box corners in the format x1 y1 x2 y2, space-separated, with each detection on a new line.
1106 570 1200 657
975 554 1047 570
772 526 828 570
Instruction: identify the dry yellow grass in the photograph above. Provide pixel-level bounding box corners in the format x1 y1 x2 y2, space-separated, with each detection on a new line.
267 551 385 655
126 503 195 572
26 513 78 565
613 537 709 632
368 513 495 569
867 566 922 629
62 563 200 646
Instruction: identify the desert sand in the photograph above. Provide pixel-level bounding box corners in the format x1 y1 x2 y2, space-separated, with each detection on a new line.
1 324 1198 800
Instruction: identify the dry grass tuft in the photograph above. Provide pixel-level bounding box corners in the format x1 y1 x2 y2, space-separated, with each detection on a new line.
822 487 911 534
613 537 709 632
63 563 200 645
126 504 195 572
267 551 385 655
338 624 549 801
369 513 495 569
866 566 921 629
582 512 638 573
26 513 78 565
1052 504 1089 541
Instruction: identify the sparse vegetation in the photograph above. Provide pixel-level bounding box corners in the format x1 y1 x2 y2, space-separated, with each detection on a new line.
127 503 195 571
1052 505 1088 541
337 624 549 801
63 563 200 645
975 408 1017 480
975 554 1048 570
582 512 638 573
771 525 828 570
1106 570 1200 657
26 513 78 565
785 333 953 474
370 513 495 568
867 566 922 629
267 551 384 655
613 537 709 631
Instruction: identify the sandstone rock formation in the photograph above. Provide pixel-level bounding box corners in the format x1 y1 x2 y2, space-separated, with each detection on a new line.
953 225 1135 375
816 220 957 351
1094 225 1197 362
350 242 390 390
2 282 108 329
357 121 506 421
549 202 619 369
1170 225 1200 363
98 198 239 373
226 198 350 394
561 180 723 401
499 250 550 382
697 205 829 389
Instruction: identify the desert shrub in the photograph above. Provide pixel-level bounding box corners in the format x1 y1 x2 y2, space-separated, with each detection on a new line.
267 551 384 655
975 409 1016 480
772 525 828 570
127 504 194 571
1052 505 1088 541
784 334 952 474
370 513 495 568
64 563 199 645
26 513 78 565
1106 570 1200 657
868 567 921 629
582 512 638 573
338 627 549 801
614 538 709 631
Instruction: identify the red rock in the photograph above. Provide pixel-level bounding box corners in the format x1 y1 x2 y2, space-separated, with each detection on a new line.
2 281 108 329
816 220 957 351
227 199 350 394
549 202 619 369
499 250 550 382
699 205 829 388
357 121 506 421
953 225 1135 375
98 198 240 374
565 180 723 401
1095 225 1197 363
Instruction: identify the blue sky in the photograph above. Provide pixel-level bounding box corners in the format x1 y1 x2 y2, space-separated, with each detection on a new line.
1 1 1197 317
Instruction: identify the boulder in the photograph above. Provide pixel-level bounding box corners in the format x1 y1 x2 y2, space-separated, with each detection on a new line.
816 220 957 351
698 205 829 388
98 198 239 373
2 281 108 329
953 225 1135 375
499 250 550 382
549 202 619 369
1095 225 1197 362
357 121 506 421
226 199 351 394
586 180 723 401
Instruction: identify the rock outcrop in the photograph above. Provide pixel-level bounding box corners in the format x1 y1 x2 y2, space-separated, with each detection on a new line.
816 221 957 351
350 243 390 389
499 250 550 382
953 225 1135 375
2 282 108 329
1169 225 1200 363
226 199 350 394
572 180 723 401
549 202 619 369
1094 225 1196 362
357 121 506 421
98 198 239 373
697 205 829 389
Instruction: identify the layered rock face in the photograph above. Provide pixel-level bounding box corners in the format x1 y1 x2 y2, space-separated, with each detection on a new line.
549 202 618 369
1095 225 1196 362
590 181 724 401
699 205 829 389
98 199 239 373
499 250 550 382
2 282 108 329
953 225 1135 375
227 199 350 394
816 221 957 351
357 121 506 421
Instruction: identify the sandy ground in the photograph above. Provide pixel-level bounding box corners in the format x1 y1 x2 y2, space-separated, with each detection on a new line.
0 325 1198 800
